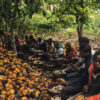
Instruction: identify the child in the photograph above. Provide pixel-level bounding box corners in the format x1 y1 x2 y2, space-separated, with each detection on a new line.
80 36 95 55
66 44 93 80
84 50 100 97
80 44 93 70
80 37 89 45
60 44 93 100
15 36 22 52
47 38 56 54
58 45 64 57
38 37 47 52
65 42 77 61
28 35 36 48
75 50 100 100
25 35 29 45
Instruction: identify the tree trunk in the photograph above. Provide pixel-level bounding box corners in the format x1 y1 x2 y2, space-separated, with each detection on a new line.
0 35 3 47
76 16 83 45
0 31 5 47
10 29 17 55
77 25 82 43
1 35 4 47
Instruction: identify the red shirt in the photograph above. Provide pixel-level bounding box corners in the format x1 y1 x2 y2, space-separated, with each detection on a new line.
17 39 22 45
70 48 77 58
85 93 100 100
66 48 77 58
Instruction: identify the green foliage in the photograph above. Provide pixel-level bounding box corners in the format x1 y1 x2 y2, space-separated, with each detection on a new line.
84 10 100 37
0 0 100 38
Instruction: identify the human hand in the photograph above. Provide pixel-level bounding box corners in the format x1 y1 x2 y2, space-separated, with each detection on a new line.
56 78 66 85
73 64 80 71
83 85 89 93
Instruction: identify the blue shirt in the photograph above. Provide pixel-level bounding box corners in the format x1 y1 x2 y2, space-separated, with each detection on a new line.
84 55 93 70
65 55 93 86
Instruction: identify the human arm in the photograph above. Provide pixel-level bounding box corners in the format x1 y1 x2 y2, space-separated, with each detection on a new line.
56 78 66 85
83 82 90 93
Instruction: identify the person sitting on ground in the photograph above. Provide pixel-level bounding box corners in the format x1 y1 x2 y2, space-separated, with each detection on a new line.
57 44 93 100
24 35 29 45
47 38 56 54
80 44 93 70
15 36 22 52
38 37 43 49
80 36 95 55
22 44 30 55
83 50 100 97
80 36 89 45
75 50 100 100
33 39 38 49
41 40 48 52
58 44 64 57
37 37 47 52
66 44 93 82
54 41 59 51
28 35 36 48
65 42 77 61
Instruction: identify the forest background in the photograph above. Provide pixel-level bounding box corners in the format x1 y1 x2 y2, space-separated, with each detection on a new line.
0 0 100 52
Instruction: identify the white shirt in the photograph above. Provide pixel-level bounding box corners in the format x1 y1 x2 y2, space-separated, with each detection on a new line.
58 48 64 55
91 49 95 55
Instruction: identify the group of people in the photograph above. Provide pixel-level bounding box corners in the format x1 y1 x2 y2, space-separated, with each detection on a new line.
15 35 77 60
55 37 100 100
15 35 100 99
3 34 100 99
15 35 56 54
